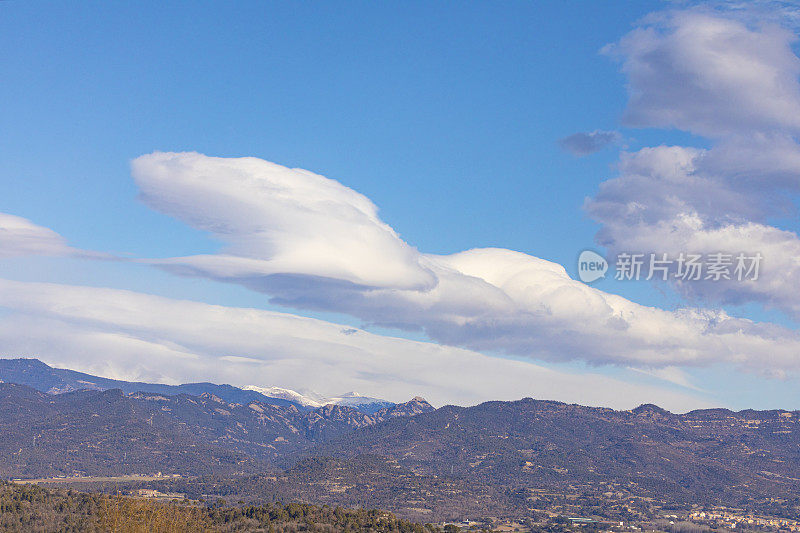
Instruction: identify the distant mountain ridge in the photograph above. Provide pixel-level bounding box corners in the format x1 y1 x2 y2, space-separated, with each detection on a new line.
244 385 394 413
0 358 395 414
309 397 800 506
0 381 434 478
1 358 799 519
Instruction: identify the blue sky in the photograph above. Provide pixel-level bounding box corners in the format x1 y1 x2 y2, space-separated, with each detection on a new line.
2 1 800 410
1 1 655 257
1 0 690 307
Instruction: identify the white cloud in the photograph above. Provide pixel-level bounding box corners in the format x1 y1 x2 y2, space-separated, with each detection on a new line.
128 151 800 376
587 8 800 319
0 278 712 412
589 149 800 315
3 4 797 412
604 9 800 137
0 213 76 258
628 365 706 392
131 152 435 291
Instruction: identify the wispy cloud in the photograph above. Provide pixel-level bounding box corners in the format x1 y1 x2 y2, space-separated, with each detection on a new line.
0 212 109 260
0 213 76 258
628 366 706 392
0 278 712 411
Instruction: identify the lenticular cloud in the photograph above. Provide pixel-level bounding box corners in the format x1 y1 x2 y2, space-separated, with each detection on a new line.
0 213 75 258
131 151 800 375
132 152 435 292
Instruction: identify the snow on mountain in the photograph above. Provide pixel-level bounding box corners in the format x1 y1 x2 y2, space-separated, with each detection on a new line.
244 386 393 413
328 391 394 412
244 385 326 408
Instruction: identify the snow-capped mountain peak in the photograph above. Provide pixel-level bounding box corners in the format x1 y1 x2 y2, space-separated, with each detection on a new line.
244 385 394 413
243 385 326 408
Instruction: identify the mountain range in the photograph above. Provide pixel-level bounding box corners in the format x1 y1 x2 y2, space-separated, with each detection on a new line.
310 399 800 506
0 380 432 479
0 357 798 521
0 358 394 413
243 385 394 414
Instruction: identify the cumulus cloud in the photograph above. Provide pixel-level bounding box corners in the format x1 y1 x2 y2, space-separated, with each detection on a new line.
586 8 800 318
128 151 800 375
587 144 800 315
0 278 712 411
604 9 800 137
558 130 621 156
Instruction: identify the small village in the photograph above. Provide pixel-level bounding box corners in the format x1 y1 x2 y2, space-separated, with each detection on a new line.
688 509 800 532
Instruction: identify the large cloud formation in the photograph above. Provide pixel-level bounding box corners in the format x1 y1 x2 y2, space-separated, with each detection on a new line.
131 151 800 376
0 278 710 411
4 4 798 409
131 154 434 292
588 8 800 318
